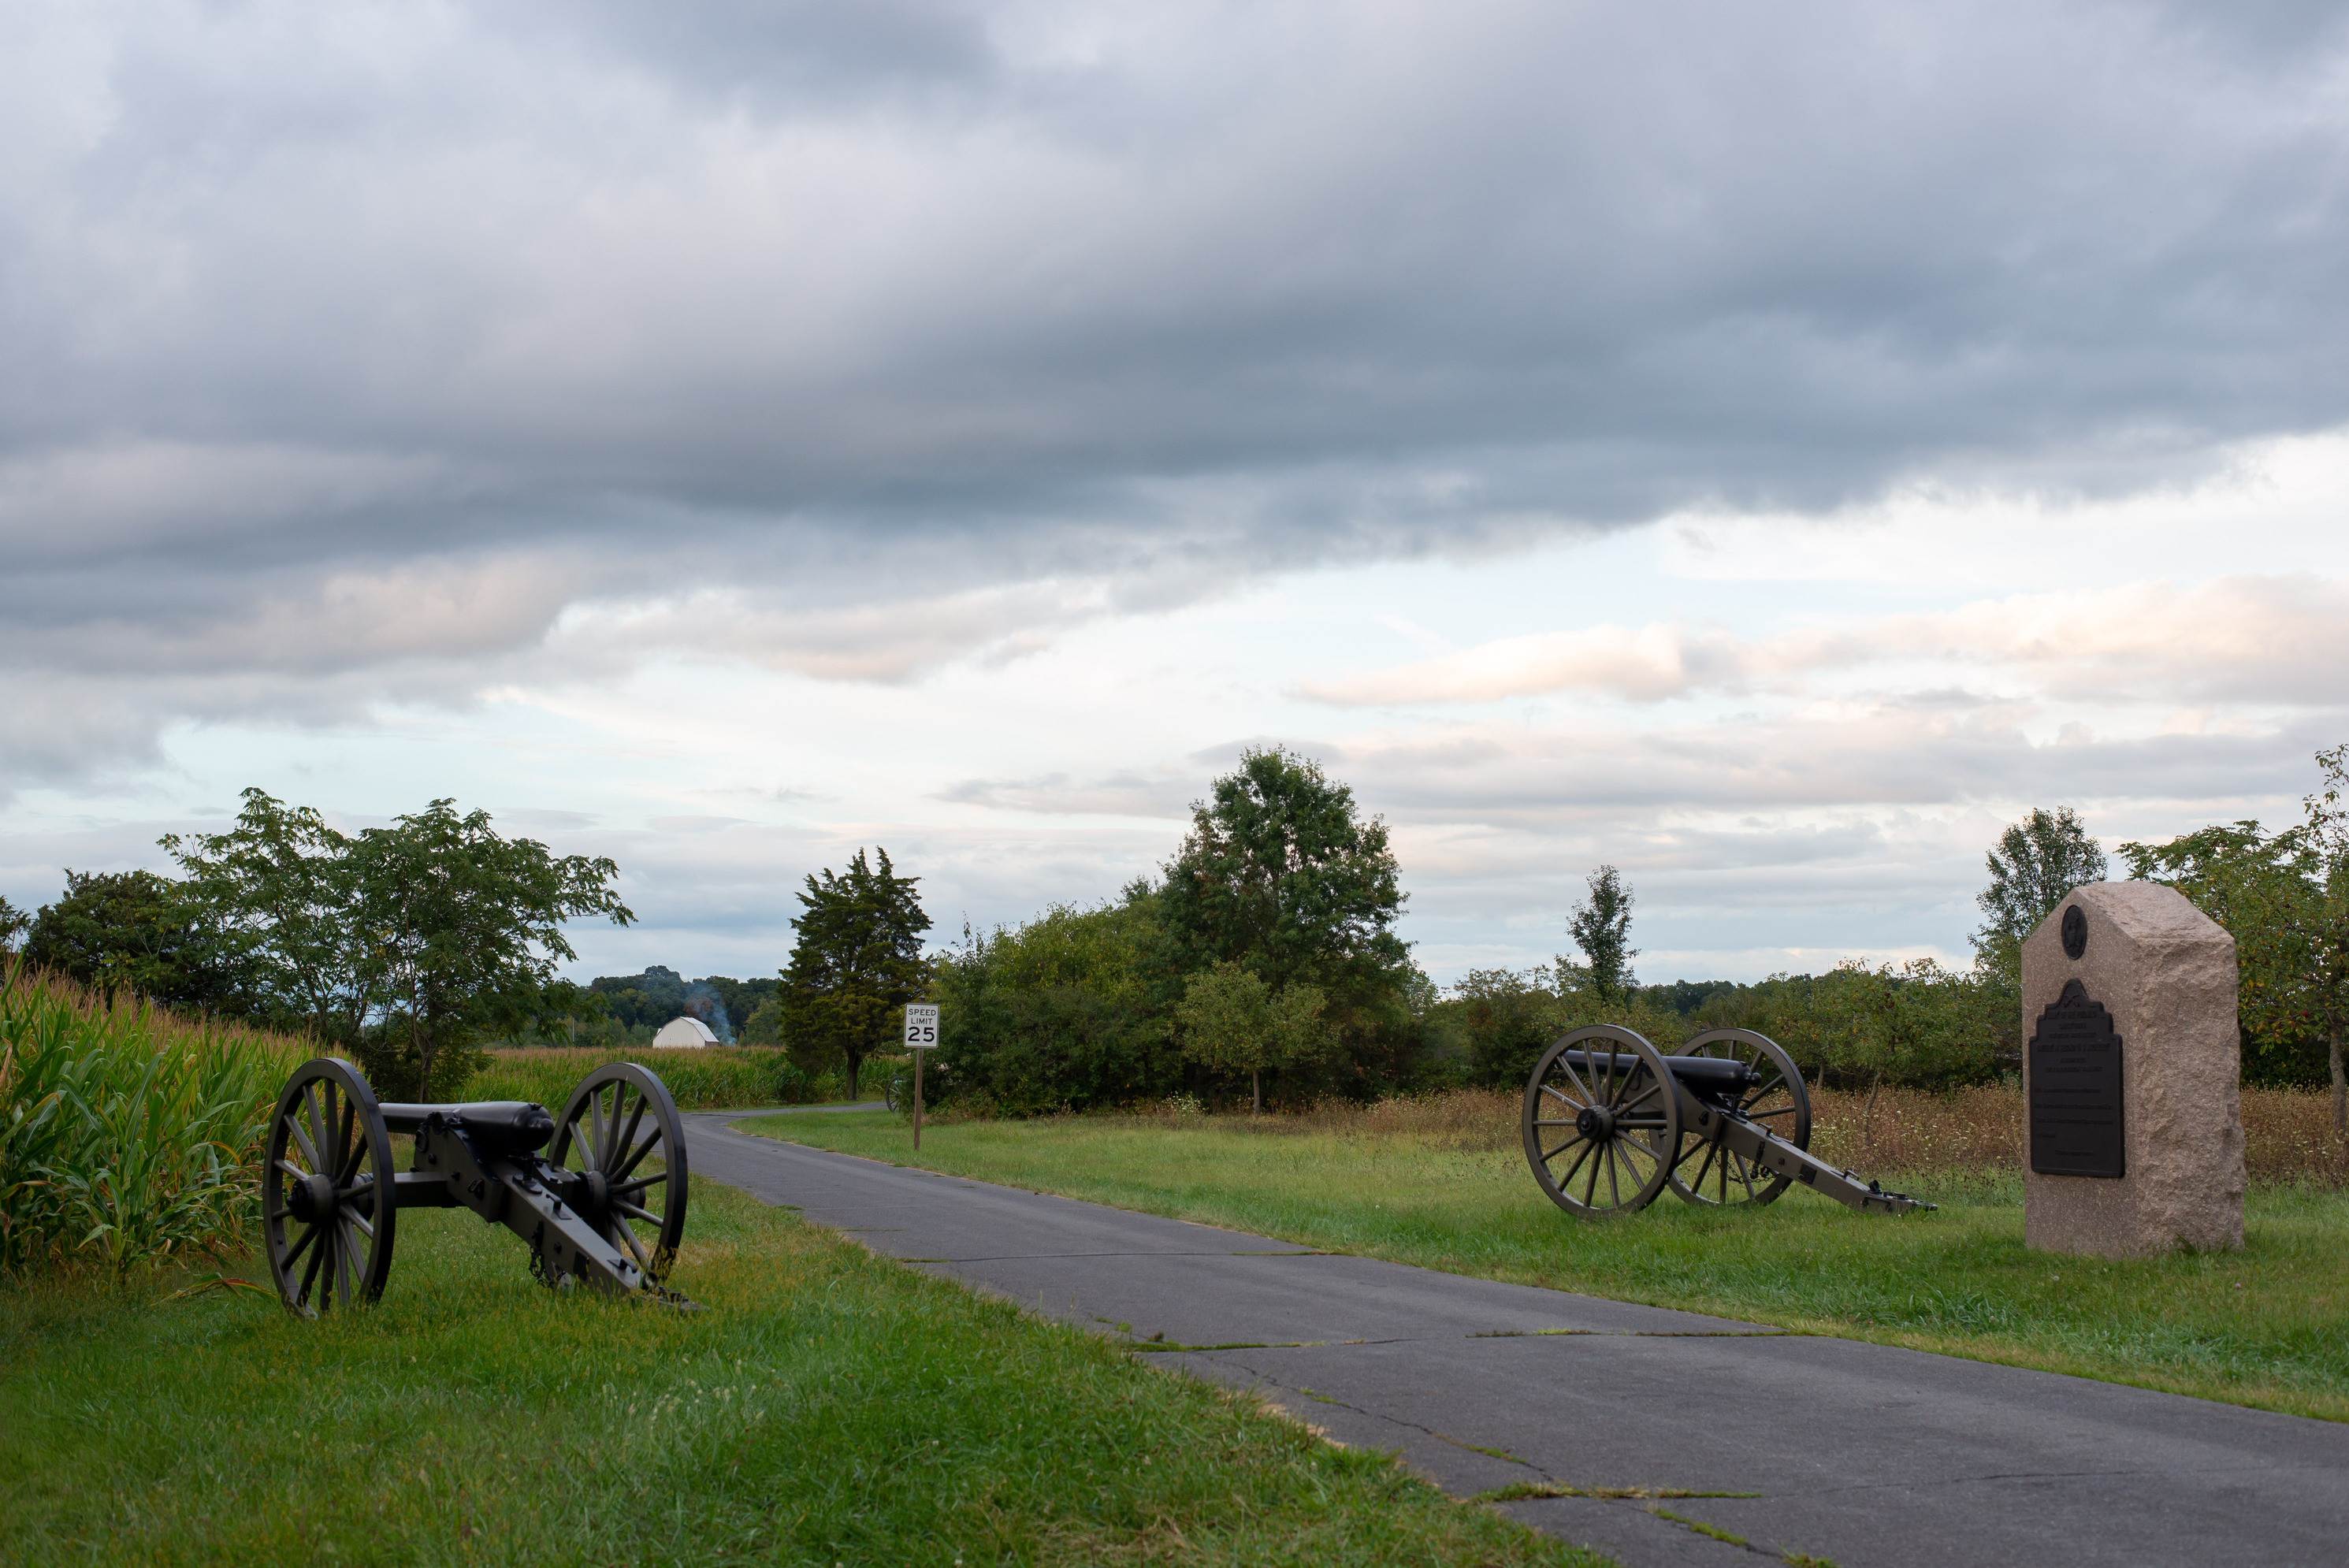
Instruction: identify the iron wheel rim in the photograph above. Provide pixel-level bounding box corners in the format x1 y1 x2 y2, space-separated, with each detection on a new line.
549 1063 689 1280
263 1057 396 1316
1667 1027 1810 1208
1522 1026 1682 1219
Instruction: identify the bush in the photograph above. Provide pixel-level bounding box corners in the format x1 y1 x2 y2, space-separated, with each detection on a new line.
1446 964 1689 1088
1437 958 2016 1094
931 904 1182 1116
355 1017 489 1102
1716 960 2016 1091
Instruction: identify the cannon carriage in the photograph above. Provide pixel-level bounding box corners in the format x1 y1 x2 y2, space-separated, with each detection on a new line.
262 1057 694 1316
1522 1025 1931 1218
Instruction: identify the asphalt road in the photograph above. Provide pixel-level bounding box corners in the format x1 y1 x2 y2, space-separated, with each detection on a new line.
686 1112 2349 1568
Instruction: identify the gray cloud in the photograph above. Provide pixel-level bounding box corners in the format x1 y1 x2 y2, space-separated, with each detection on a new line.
7 1 2349 786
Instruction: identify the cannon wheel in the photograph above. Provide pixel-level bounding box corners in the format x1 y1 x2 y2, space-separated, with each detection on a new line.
1667 1027 1811 1208
263 1057 397 1316
549 1063 689 1280
1523 1026 1682 1219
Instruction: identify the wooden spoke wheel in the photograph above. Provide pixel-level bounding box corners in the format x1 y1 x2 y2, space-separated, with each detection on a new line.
1522 1026 1682 1218
549 1063 689 1280
1667 1027 1812 1208
263 1057 396 1316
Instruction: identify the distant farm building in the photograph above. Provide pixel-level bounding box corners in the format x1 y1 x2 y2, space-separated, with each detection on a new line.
652 1016 719 1049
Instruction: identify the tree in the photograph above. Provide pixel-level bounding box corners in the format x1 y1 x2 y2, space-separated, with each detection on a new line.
23 870 238 1009
741 992 785 1046
781 848 931 1098
2120 820 2321 1090
1974 807 2109 981
355 801 634 1098
2295 744 2349 1129
1158 745 1410 1031
160 789 370 1043
1156 749 1415 1098
0 894 28 954
929 899 1175 1116
2121 745 2349 1128
1566 865 1637 1004
1174 961 1334 1113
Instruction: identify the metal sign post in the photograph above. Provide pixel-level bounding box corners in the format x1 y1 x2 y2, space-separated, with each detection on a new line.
903 1003 939 1150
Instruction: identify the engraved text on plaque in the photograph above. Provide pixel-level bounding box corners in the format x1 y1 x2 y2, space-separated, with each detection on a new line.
2028 978 2125 1179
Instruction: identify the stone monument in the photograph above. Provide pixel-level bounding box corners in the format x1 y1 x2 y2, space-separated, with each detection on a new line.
2022 880 2243 1256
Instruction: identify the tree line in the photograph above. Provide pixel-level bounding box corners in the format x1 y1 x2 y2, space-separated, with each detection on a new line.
9 744 2346 1124
775 746 2349 1126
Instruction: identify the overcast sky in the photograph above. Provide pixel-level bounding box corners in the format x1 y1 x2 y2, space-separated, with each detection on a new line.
5 1 2347 986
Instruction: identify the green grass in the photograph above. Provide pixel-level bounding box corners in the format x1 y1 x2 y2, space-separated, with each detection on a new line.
0 1180 1605 1568
738 1109 2349 1422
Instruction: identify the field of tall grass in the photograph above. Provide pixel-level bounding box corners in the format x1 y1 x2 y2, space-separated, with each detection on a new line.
0 963 303 1275
1223 1083 2349 1185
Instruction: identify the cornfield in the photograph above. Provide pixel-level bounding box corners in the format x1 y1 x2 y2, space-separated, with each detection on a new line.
468 1046 821 1111
0 963 303 1274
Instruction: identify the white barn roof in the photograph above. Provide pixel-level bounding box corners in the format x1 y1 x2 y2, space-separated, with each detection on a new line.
652 1016 719 1049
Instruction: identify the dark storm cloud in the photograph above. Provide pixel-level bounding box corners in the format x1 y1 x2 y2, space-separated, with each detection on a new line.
6 0 2349 785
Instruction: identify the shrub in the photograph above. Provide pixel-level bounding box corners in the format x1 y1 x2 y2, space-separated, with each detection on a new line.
931 903 1182 1116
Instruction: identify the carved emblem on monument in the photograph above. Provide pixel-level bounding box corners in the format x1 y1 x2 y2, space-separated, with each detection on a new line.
2028 978 2124 1179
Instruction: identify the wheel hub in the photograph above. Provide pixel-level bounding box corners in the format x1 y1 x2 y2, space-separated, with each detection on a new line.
1574 1104 1615 1141
288 1170 339 1222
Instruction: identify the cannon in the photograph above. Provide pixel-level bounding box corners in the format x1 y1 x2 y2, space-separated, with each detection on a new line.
1522 1026 1932 1218
260 1057 693 1315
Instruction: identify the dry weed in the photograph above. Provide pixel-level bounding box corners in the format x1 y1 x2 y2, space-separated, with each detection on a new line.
1136 1082 2348 1186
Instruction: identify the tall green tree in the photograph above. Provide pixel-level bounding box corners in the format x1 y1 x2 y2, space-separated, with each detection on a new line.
1974 807 2109 981
160 788 370 1042
1156 748 1415 1096
355 801 633 1098
781 848 931 1098
1566 864 1637 1004
1158 748 1407 990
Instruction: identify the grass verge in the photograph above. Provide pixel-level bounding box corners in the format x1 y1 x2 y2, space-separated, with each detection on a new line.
737 1106 2349 1422
0 1179 1604 1568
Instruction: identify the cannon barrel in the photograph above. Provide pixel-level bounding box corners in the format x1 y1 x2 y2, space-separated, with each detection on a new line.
376 1099 555 1154
1558 1049 1756 1102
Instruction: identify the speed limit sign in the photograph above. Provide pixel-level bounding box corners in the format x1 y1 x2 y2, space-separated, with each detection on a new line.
902 1005 941 1149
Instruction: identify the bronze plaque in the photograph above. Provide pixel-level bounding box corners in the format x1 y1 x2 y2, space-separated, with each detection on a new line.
2029 979 2124 1178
